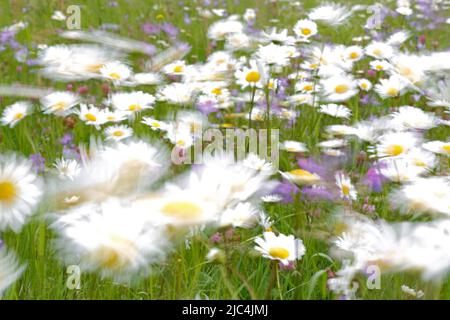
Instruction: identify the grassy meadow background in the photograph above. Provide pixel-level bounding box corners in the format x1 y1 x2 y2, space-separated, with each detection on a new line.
0 0 449 299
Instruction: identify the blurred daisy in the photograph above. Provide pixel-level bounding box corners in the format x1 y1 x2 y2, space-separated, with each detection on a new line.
162 60 187 76
0 246 25 297
280 169 321 185
319 104 351 119
219 202 259 229
375 75 408 99
242 153 275 175
40 91 79 116
389 177 450 216
0 155 42 232
308 3 352 26
105 125 133 142
77 104 107 129
365 42 394 60
158 83 194 105
1 101 31 128
293 19 317 40
235 59 267 89
357 79 372 91
371 132 420 159
321 75 358 102
295 81 316 93
281 140 308 153
100 61 132 82
379 159 423 183
370 60 391 72
344 46 364 62
255 231 305 265
142 117 169 131
53 199 169 281
335 172 357 200
261 194 283 203
136 189 220 228
53 158 81 181
110 91 155 116
390 106 437 130
422 140 450 157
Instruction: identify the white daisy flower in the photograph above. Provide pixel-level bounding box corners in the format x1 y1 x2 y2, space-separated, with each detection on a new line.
422 140 450 157
369 60 392 72
308 3 352 26
374 75 408 99
0 246 25 297
109 91 155 116
162 60 188 76
357 79 372 91
52 199 169 281
100 61 132 82
280 169 321 185
365 42 394 59
105 125 133 142
219 202 259 229
293 19 318 40
40 91 79 116
158 83 195 105
254 231 305 265
76 104 107 129
321 75 358 102
53 158 81 181
281 140 308 153
335 172 357 200
0 155 42 232
319 104 352 119
1 101 31 128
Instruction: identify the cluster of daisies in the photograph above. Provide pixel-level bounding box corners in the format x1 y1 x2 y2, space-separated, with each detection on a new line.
0 0 450 299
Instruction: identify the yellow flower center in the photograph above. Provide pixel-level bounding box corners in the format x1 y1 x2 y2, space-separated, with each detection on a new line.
268 247 290 259
86 63 105 72
211 87 222 95
221 123 233 128
413 160 426 167
386 144 404 156
373 49 382 56
290 169 316 178
349 52 359 59
128 104 142 111
173 65 184 73
161 201 202 219
0 181 16 203
441 145 450 154
13 113 24 120
361 83 368 89
85 113 97 122
303 85 313 91
245 71 260 83
376 65 384 70
387 88 399 97
342 184 350 196
108 72 121 80
94 236 136 270
335 84 349 94
113 130 124 137
52 101 68 111
151 122 161 128
309 63 318 69
301 28 311 36
177 139 185 147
